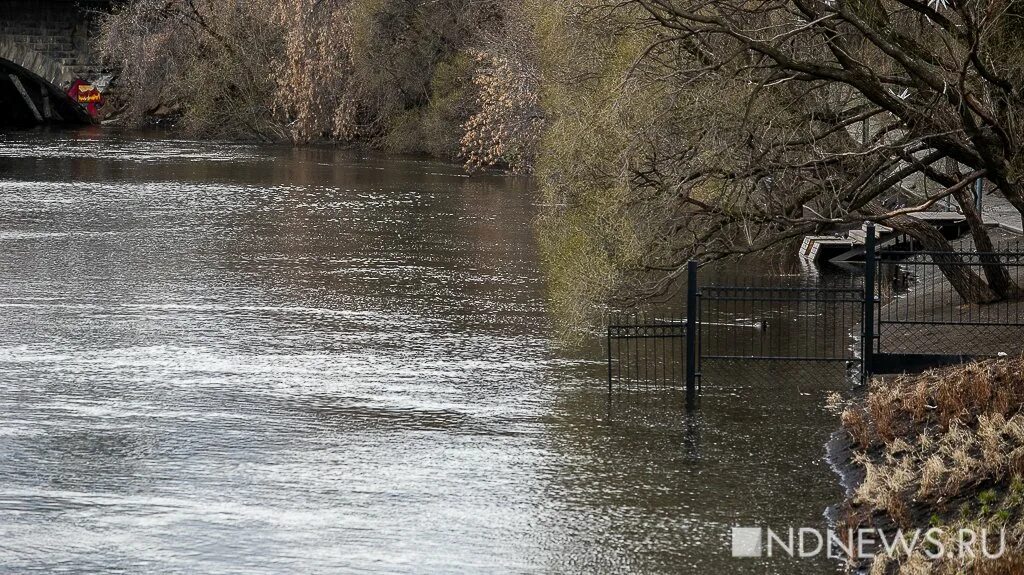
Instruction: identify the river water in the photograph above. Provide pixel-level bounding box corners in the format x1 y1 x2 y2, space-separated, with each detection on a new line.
0 129 848 573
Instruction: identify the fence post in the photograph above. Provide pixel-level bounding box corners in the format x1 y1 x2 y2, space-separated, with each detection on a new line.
685 260 699 408
863 222 876 384
607 321 613 397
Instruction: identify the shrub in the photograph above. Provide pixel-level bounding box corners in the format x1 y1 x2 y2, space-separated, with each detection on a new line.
99 0 504 150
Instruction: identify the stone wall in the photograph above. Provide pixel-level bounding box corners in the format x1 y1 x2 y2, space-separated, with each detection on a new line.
0 0 107 84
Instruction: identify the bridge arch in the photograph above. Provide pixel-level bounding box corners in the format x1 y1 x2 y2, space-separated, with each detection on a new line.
0 37 93 125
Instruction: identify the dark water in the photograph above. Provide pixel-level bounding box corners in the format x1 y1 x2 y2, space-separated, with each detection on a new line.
0 129 848 573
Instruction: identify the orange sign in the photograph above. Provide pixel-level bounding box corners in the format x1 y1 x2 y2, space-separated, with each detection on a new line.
75 85 102 103
67 80 104 117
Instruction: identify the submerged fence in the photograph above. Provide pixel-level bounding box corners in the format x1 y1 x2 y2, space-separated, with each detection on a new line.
607 313 686 392
697 281 865 393
698 284 863 362
608 224 1024 406
607 263 700 407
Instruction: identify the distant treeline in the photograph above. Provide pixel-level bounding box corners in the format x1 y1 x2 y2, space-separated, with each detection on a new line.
99 0 543 172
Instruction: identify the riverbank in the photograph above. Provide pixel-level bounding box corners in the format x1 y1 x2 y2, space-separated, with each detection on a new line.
834 357 1024 573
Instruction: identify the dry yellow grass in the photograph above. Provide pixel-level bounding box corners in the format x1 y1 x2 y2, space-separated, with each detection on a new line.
844 356 1024 450
841 356 1024 574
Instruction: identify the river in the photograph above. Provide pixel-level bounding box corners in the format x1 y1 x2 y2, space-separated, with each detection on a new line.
0 129 847 573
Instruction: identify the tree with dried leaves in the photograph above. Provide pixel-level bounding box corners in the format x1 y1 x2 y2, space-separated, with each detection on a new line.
99 0 503 149
460 6 544 174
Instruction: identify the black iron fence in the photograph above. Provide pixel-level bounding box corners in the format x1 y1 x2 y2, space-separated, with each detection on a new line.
607 313 686 392
607 263 700 407
607 224 1024 407
696 280 864 393
698 285 863 362
872 241 1024 371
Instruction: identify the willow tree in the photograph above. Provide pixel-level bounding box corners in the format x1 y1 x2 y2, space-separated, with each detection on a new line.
540 0 1024 305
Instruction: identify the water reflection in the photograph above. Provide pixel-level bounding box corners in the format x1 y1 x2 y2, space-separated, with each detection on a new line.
1 128 843 573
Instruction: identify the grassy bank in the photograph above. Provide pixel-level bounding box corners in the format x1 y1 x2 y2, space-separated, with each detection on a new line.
838 357 1024 573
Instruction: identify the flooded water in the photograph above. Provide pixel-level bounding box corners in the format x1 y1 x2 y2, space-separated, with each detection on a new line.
0 129 848 573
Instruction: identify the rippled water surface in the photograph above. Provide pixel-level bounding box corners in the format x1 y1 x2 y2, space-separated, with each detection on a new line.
0 129 846 573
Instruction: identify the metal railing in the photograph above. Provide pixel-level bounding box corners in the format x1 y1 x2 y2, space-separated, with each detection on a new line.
874 240 1024 361
607 314 687 392
607 223 1024 408
698 285 864 362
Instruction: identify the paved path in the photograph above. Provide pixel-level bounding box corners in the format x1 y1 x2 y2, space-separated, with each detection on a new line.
878 241 1024 356
982 190 1023 234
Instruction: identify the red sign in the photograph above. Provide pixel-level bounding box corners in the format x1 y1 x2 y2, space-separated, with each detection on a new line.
67 80 104 117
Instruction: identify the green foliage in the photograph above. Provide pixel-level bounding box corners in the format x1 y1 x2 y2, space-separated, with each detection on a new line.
178 6 285 140
527 1 670 339
980 489 999 506
538 208 640 343
1012 475 1024 497
384 51 476 157
327 0 501 148
960 502 972 519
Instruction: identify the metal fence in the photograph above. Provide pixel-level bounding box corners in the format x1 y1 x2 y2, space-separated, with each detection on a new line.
698 285 863 362
607 313 687 393
696 281 865 391
607 224 1024 408
607 264 700 407
873 241 1024 369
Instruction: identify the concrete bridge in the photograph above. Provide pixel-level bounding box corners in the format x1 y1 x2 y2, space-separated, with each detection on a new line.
0 0 113 126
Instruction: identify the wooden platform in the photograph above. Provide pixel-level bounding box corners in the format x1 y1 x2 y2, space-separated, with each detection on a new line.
800 212 968 264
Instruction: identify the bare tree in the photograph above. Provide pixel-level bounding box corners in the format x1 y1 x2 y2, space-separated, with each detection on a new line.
99 0 505 147
98 0 287 139
600 0 1024 302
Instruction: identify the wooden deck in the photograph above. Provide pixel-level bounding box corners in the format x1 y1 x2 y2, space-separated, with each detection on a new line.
801 191 1024 264
800 212 968 264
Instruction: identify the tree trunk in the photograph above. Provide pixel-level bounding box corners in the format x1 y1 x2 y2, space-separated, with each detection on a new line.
984 168 1024 227
952 185 1021 299
875 210 1001 304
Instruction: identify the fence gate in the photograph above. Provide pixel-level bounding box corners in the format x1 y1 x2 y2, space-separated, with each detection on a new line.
696 279 865 392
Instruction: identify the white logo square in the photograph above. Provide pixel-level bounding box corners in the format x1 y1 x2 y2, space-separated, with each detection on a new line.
732 527 763 558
